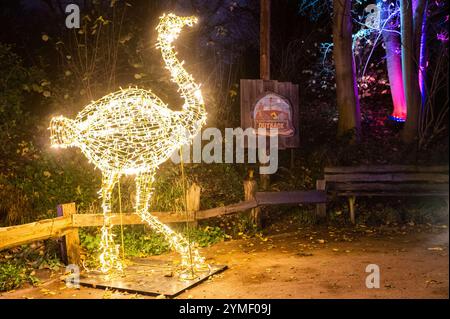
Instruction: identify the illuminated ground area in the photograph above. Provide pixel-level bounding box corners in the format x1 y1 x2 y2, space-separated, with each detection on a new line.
1 224 448 299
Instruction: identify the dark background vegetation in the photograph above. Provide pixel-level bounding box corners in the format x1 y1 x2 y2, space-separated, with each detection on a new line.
0 0 447 291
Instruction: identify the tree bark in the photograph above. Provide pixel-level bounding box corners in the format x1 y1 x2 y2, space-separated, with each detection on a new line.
333 0 361 139
416 0 428 104
401 0 427 143
260 0 271 81
379 0 407 121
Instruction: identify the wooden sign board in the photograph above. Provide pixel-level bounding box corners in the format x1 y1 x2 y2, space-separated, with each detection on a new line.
240 79 300 149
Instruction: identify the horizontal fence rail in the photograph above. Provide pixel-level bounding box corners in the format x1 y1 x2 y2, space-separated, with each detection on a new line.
0 189 325 254
0 216 72 251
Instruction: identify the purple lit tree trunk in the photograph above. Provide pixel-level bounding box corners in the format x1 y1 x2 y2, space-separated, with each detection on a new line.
333 0 361 139
401 0 427 143
379 0 407 121
418 1 428 105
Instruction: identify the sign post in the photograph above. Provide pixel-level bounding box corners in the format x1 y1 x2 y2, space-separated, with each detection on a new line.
260 0 271 81
259 0 271 190
241 0 299 192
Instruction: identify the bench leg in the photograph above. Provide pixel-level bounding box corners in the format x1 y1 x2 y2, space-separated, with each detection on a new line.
348 196 356 225
316 180 327 221
316 203 327 220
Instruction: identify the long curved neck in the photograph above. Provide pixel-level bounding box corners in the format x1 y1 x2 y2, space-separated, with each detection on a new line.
157 26 206 139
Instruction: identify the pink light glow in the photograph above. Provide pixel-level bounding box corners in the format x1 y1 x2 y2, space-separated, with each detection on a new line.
386 0 428 121
385 38 407 120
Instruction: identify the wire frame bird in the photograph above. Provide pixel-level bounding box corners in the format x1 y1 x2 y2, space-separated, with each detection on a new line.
50 13 208 277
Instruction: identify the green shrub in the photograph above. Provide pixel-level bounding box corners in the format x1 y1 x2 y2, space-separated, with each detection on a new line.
0 261 39 292
189 226 226 247
123 227 170 257
79 223 227 264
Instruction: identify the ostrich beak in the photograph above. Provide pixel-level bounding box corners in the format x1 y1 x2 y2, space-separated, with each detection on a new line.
183 16 198 27
49 116 76 148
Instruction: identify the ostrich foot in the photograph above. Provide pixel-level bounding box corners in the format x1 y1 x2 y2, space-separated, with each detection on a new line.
138 210 208 278
99 223 123 274
135 171 209 278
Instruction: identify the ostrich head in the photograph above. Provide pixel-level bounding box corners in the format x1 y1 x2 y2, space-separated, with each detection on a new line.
156 13 198 44
49 116 77 149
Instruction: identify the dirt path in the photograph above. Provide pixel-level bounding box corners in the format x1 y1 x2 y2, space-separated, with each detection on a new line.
1 225 448 299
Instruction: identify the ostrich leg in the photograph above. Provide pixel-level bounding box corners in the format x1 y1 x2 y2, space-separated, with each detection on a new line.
135 171 206 276
99 171 123 273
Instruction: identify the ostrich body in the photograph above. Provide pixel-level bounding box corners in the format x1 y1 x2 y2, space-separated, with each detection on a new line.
50 14 207 275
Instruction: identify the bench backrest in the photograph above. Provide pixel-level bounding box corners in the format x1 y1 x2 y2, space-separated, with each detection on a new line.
323 165 449 195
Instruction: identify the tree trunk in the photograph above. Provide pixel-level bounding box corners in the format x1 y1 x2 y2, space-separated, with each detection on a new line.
380 0 407 121
333 0 361 139
260 0 271 81
417 1 428 105
401 0 427 143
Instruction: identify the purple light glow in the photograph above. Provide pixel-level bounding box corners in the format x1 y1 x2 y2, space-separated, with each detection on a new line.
437 31 449 42
383 0 428 121
378 0 407 121
418 0 428 106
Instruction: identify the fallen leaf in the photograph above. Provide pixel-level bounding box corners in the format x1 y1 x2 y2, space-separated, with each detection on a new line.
296 252 313 257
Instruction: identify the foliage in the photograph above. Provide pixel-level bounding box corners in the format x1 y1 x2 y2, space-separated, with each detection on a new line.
0 240 63 292
419 0 449 149
300 0 393 101
174 0 258 127
0 261 39 292
1 160 95 224
187 163 245 209
100 161 245 217
78 229 102 269
328 197 449 226
80 226 169 266
0 43 47 159
298 0 332 21
0 183 30 226
122 227 171 257
0 43 99 224
0 138 100 224
189 226 226 247
79 224 226 266
0 44 47 131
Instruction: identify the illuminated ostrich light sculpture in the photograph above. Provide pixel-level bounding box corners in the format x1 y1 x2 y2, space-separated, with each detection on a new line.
50 14 207 277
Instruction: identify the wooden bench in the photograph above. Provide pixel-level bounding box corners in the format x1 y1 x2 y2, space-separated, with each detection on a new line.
316 165 449 224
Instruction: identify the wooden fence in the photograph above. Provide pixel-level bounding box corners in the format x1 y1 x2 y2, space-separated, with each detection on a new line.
0 182 325 265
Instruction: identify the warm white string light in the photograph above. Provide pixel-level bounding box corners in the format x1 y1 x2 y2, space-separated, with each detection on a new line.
50 13 207 277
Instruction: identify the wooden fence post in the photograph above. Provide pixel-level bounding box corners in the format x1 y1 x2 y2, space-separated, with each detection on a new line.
186 183 201 228
348 196 356 224
244 178 261 228
57 203 81 266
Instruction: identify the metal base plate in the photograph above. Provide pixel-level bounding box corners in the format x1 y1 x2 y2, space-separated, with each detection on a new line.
78 259 227 298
